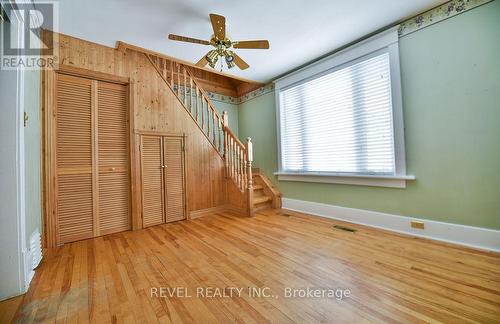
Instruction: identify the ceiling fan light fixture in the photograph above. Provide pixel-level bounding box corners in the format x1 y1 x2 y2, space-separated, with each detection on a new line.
168 13 270 71
206 50 218 64
225 53 235 69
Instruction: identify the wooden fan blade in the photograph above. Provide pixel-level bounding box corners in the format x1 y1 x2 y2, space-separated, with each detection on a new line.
168 34 210 45
233 40 270 49
195 55 209 67
232 52 249 70
209 13 226 40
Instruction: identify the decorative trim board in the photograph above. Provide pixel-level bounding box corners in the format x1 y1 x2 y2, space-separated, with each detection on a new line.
224 204 248 216
398 0 492 37
189 206 226 219
282 198 500 253
189 205 247 219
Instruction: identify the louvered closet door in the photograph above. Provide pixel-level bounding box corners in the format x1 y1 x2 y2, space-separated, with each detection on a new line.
163 137 186 223
141 136 165 227
97 81 130 235
55 74 94 243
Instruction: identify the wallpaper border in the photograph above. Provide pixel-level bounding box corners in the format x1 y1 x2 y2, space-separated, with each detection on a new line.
205 83 275 105
398 0 492 37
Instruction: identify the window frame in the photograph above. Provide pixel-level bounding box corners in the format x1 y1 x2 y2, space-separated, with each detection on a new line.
273 27 414 188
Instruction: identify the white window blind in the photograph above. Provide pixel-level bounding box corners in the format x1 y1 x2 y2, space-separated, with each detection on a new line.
279 52 395 175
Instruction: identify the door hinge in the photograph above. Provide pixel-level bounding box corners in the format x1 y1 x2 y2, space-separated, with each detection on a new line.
24 112 28 127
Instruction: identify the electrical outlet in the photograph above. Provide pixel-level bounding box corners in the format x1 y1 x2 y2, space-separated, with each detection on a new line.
411 221 425 230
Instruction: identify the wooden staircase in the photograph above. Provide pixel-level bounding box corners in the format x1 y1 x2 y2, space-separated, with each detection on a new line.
252 168 282 212
145 53 257 216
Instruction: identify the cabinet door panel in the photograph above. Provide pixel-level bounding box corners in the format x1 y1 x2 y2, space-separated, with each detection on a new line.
97 81 130 235
141 136 164 227
163 137 186 223
55 74 94 243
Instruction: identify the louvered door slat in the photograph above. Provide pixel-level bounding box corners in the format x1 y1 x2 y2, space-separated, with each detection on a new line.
97 81 130 235
163 137 186 223
56 74 94 243
141 136 164 227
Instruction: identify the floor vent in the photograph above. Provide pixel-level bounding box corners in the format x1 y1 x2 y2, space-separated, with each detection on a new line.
333 225 357 232
30 229 43 269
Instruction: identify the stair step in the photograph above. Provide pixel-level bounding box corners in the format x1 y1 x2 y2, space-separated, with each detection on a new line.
253 190 265 199
254 203 272 213
253 185 264 191
253 196 271 205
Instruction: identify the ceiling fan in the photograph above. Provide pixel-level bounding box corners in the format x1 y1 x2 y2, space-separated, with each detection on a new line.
168 13 270 71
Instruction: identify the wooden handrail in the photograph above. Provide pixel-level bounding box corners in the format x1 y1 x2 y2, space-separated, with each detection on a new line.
225 127 245 149
145 53 224 157
145 53 254 215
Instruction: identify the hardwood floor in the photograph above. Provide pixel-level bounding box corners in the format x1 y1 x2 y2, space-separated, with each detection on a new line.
0 296 23 324
10 209 500 323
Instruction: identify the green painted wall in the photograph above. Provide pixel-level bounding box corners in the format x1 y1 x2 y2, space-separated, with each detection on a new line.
213 100 239 135
238 1 500 230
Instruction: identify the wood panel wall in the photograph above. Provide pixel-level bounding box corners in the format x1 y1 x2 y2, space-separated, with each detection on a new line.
42 31 230 245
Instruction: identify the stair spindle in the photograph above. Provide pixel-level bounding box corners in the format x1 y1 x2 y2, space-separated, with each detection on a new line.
217 116 222 154
207 106 211 137
190 77 193 114
176 63 180 97
162 59 166 80
195 87 199 123
212 109 216 145
170 61 174 88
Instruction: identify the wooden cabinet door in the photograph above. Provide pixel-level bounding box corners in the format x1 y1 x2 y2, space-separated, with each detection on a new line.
141 136 165 227
163 137 186 223
54 73 130 244
55 74 94 244
97 81 130 235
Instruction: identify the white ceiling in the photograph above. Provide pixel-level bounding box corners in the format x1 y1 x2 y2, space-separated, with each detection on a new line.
44 0 447 82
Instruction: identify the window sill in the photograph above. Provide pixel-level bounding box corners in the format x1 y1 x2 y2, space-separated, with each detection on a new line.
274 172 415 189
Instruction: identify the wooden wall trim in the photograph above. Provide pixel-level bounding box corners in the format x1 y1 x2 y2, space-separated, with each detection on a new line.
117 41 264 97
189 206 226 219
117 41 257 84
56 64 130 84
91 80 100 237
42 69 57 248
135 130 186 137
129 82 141 230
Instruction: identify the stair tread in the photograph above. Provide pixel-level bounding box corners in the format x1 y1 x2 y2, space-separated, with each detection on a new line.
254 203 272 212
253 185 264 190
253 196 272 205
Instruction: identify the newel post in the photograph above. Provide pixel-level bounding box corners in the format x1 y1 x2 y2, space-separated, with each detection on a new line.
222 111 229 177
245 137 254 217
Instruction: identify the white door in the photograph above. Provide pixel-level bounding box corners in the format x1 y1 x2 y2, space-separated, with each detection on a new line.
0 4 28 300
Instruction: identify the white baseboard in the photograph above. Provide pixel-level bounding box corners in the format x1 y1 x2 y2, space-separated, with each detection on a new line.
282 198 500 252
